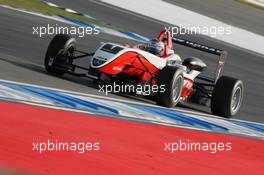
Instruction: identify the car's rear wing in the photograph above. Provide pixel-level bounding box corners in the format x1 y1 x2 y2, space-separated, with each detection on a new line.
172 37 228 84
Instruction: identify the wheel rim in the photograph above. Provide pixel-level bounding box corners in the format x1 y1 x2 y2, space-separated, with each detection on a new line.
231 86 242 112
67 47 74 57
56 46 74 64
172 75 183 102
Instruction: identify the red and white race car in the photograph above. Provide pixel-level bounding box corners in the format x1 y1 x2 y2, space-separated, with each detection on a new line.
44 30 243 118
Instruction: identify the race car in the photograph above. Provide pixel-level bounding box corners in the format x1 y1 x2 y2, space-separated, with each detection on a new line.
44 30 244 118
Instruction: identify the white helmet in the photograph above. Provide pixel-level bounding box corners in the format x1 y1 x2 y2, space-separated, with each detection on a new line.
145 39 164 56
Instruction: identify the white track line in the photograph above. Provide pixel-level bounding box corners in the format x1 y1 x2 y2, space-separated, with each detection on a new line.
245 0 264 7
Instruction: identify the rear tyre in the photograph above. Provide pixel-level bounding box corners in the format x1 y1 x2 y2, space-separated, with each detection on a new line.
156 66 184 107
45 34 76 75
211 76 243 118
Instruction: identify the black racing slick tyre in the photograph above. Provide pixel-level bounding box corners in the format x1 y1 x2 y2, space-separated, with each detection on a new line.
156 66 184 108
211 76 244 118
45 34 76 75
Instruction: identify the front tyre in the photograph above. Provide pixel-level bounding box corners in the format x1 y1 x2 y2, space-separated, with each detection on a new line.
45 34 76 75
211 76 244 118
156 66 184 108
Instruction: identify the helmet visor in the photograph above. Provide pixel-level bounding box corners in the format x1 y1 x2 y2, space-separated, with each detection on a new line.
146 46 163 55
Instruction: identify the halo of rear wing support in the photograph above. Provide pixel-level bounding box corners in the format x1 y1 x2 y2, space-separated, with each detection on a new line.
172 37 227 84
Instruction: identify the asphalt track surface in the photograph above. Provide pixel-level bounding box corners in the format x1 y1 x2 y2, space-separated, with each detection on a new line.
165 0 264 36
0 0 264 123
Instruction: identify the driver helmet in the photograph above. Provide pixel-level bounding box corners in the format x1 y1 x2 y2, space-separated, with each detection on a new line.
145 39 165 56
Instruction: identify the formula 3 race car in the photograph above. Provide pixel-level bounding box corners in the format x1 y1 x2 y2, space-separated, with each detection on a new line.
44 30 244 118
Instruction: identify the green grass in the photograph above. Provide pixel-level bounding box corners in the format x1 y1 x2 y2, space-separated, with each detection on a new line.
236 0 264 10
0 0 120 29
